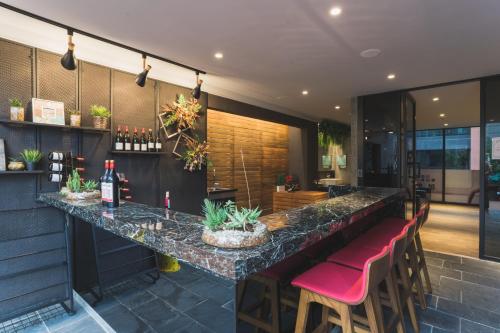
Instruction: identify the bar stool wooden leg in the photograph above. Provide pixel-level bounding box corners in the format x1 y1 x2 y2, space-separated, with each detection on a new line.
269 280 281 333
386 271 406 333
407 243 427 310
321 306 332 333
364 292 383 333
339 303 354 333
398 258 420 333
415 233 432 294
294 289 311 333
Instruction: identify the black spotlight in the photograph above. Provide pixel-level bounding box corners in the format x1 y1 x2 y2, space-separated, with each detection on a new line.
191 72 203 100
135 54 151 87
61 30 77 70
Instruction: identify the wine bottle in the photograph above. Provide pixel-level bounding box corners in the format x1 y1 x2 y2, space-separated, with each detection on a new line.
101 160 110 206
115 126 124 151
132 127 140 151
140 128 148 152
48 173 63 182
155 130 162 152
48 162 63 172
48 152 65 161
147 129 155 152
124 126 131 151
102 160 119 208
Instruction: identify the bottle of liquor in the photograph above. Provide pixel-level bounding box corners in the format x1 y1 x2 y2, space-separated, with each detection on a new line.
147 129 154 152
124 126 131 151
132 127 140 151
101 160 110 205
115 126 124 151
140 128 148 152
155 130 162 152
165 191 171 209
102 160 119 208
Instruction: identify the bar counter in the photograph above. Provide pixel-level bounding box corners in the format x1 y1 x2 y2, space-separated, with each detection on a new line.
38 187 404 281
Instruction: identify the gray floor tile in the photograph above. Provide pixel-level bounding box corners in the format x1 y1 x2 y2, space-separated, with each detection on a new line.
185 299 235 333
99 304 151 333
461 318 496 333
417 307 460 332
162 269 203 286
462 271 500 290
132 298 184 332
432 276 462 302
53 317 106 333
184 278 234 306
172 321 215 333
115 288 157 310
425 251 462 264
461 280 500 314
147 277 206 312
437 297 500 329
43 303 89 332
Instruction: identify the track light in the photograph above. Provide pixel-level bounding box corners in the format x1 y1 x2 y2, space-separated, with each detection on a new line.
61 30 77 70
135 54 151 87
191 72 203 100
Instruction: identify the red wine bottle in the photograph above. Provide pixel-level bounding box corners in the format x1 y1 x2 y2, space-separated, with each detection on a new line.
155 130 162 152
101 160 110 205
147 128 155 152
102 160 119 208
140 128 147 152
115 126 124 151
124 126 131 151
132 127 140 151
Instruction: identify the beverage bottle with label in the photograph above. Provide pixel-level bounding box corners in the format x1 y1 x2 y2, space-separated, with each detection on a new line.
140 128 148 152
124 126 131 151
115 126 124 151
102 160 120 208
147 129 155 152
155 130 162 152
101 160 110 205
132 127 140 151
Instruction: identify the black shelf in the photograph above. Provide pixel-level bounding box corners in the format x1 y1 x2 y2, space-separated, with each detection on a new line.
110 150 168 155
0 119 110 133
0 170 44 175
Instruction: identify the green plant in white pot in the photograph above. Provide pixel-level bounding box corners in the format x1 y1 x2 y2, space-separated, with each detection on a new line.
89 105 111 129
9 98 24 121
19 149 42 171
69 109 81 127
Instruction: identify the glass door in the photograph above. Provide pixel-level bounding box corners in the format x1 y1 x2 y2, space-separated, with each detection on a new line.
402 93 417 216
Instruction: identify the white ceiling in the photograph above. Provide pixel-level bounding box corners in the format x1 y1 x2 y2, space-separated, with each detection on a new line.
411 81 480 130
2 0 500 124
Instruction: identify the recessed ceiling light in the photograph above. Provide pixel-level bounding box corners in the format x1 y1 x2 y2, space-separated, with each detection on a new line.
302 90 309 96
387 73 396 80
214 52 223 59
334 105 341 110
444 123 449 127
360 49 382 58
329 6 342 16
433 97 440 102
388 131 394 134
439 113 446 118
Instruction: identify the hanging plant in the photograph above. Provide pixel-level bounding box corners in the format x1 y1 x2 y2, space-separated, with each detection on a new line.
180 137 209 172
318 119 350 148
161 94 202 132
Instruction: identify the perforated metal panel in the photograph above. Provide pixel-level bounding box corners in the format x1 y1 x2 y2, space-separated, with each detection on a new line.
112 70 155 134
80 62 111 127
0 39 33 119
37 50 77 112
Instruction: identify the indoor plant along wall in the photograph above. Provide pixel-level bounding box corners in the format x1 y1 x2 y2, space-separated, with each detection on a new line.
69 109 81 127
60 169 100 201
318 119 350 148
90 104 111 129
19 149 42 171
201 199 269 248
160 94 202 138
9 98 24 121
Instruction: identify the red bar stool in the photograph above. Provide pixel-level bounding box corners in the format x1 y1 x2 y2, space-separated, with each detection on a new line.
292 247 391 333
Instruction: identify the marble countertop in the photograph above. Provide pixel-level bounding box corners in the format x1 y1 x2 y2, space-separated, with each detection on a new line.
38 187 404 281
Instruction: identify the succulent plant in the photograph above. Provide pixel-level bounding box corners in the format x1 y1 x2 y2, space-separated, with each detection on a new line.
201 199 261 232
82 179 98 191
19 149 42 163
66 169 82 193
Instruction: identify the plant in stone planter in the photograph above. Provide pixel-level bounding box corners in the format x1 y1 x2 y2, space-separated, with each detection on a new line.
7 157 25 171
19 149 42 171
60 169 100 200
9 98 25 121
90 104 111 129
201 199 269 248
69 109 81 127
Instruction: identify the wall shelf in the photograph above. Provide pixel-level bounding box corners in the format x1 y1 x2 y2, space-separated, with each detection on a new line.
109 150 168 156
0 119 110 133
0 170 44 175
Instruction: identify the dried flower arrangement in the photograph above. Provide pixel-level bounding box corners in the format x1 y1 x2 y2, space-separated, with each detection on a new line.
161 94 202 133
180 137 209 172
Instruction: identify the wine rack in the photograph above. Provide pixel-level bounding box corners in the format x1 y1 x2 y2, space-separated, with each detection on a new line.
47 152 86 190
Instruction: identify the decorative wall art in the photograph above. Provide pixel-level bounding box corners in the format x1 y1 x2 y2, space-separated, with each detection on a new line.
31 98 65 125
159 94 201 139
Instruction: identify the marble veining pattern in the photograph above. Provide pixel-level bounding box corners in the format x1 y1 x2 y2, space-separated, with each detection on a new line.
38 187 404 280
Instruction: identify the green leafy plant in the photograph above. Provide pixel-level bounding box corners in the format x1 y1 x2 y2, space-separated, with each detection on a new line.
82 179 98 191
161 94 202 130
201 199 262 232
276 174 285 186
90 105 111 118
181 137 209 172
9 98 22 107
69 109 81 115
19 149 42 163
318 119 350 148
66 169 82 193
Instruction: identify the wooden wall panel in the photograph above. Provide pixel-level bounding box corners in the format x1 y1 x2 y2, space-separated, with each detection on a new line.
207 109 288 213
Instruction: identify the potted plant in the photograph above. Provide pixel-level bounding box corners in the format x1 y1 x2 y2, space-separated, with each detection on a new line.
9 98 24 121
19 149 42 171
7 157 24 171
201 199 270 248
276 174 286 192
60 169 100 201
180 138 209 172
69 109 81 127
90 104 111 129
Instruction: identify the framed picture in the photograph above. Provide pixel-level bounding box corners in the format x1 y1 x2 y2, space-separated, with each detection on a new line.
0 139 5 171
32 98 65 125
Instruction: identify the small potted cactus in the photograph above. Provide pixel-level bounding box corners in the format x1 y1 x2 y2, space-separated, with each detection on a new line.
9 98 24 121
60 169 100 201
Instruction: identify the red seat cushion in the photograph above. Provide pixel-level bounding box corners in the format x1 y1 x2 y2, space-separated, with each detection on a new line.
291 262 364 305
327 245 382 270
260 253 308 281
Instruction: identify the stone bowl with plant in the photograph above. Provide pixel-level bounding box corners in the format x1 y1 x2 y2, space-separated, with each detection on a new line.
9 98 24 121
89 104 111 129
60 169 100 201
7 157 25 171
19 149 42 171
69 109 81 127
200 199 270 248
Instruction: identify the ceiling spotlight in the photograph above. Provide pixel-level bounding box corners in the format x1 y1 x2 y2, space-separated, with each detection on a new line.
439 113 446 118
329 6 342 16
444 123 449 127
214 52 224 59
388 131 394 134
135 54 151 87
61 29 77 70
334 105 341 110
302 90 309 96
360 49 381 58
433 97 440 102
387 73 396 80
192 72 203 100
